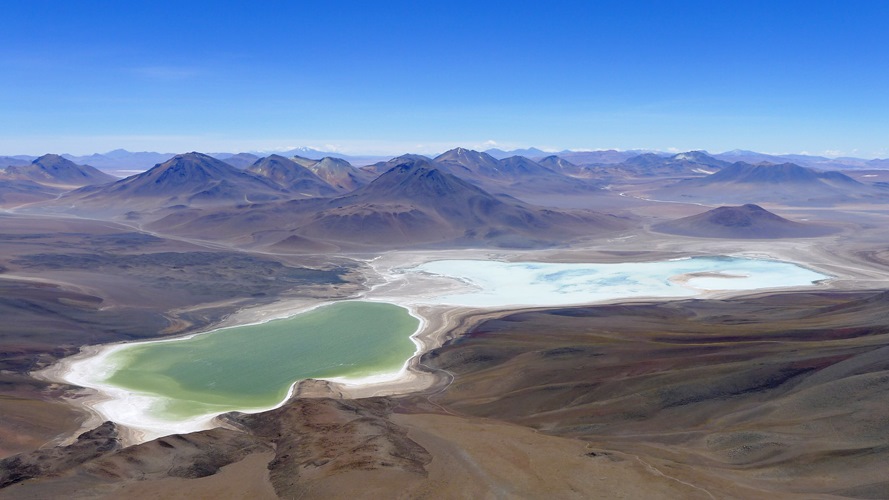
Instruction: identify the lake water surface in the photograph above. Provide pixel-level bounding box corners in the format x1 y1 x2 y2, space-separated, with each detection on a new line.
83 256 828 435
103 301 419 420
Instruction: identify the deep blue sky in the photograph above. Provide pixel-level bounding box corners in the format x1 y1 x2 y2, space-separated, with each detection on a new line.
2 1 887 157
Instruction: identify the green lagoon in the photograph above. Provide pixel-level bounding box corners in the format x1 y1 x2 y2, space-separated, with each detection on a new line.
104 301 419 419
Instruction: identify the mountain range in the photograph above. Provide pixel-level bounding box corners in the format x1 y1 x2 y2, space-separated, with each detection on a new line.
66 153 290 213
4 147 889 174
7 146 887 247
431 148 600 195
146 155 629 250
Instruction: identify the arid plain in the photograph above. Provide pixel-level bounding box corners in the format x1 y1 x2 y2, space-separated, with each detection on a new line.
3 149 889 498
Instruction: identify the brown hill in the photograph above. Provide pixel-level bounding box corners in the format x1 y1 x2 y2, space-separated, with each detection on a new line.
11 291 889 497
537 155 581 175
651 204 839 238
246 155 338 197
290 155 373 192
421 290 889 497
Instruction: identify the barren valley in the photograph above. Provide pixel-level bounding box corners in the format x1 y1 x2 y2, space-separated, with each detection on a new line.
2 149 889 499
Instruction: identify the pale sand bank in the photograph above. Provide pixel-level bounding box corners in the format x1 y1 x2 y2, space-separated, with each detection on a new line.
39 244 882 446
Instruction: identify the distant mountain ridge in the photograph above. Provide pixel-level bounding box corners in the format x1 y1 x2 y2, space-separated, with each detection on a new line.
431 148 600 195
650 162 888 206
65 152 289 212
62 150 176 171
272 147 390 167
556 149 666 166
215 153 260 169
702 162 859 184
5 147 889 173
711 150 889 171
484 147 550 160
0 156 31 168
619 151 729 176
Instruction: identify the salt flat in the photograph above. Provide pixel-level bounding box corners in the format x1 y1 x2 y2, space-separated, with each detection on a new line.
409 257 828 307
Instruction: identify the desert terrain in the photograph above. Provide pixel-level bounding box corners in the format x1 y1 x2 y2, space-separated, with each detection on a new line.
2 149 889 498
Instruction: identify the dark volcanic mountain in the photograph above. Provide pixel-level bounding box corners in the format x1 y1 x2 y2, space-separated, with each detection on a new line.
246 155 338 197
434 148 503 179
151 156 629 250
651 162 888 205
298 159 625 247
361 154 432 176
4 154 116 186
652 204 839 239
290 155 374 192
65 152 289 211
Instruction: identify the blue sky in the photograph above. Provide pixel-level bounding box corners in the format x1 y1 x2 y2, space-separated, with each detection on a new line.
2 1 887 157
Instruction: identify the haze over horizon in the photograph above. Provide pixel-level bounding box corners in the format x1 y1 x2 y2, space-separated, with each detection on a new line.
3 1 888 157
